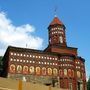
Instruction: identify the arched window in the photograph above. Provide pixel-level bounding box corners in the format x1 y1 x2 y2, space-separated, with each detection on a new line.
42 67 46 75
23 66 28 74
10 64 16 73
36 67 41 75
47 68 52 75
59 69 63 76
29 66 34 74
64 69 67 76
53 68 58 76
17 65 22 73
77 71 81 78
68 69 72 77
59 36 63 43
72 70 74 77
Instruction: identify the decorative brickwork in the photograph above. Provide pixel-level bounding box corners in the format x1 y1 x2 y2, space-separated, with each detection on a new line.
1 16 86 90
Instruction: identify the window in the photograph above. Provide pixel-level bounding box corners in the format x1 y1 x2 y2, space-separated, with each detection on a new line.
27 60 29 63
78 62 80 64
14 59 16 61
23 66 28 74
72 70 74 77
47 62 49 65
10 64 15 73
64 69 67 76
39 56 40 58
41 56 43 59
39 62 40 64
59 36 63 43
24 54 26 57
29 66 34 74
59 69 63 76
56 63 57 65
68 69 72 77
14 53 16 56
77 71 81 78
17 54 19 56
47 68 52 75
30 55 32 57
53 68 58 76
36 56 38 58
47 57 49 59
36 67 41 75
42 67 46 75
11 52 13 55
17 59 19 62
23 60 25 62
10 58 13 61
42 62 43 64
30 61 32 63
17 65 22 73
55 58 57 60
27 55 29 57
44 62 46 64
44 57 46 59
33 55 35 58
60 59 62 61
20 54 22 56
50 57 52 60
20 60 22 62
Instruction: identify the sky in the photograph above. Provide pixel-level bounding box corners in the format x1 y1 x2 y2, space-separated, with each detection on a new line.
0 0 90 79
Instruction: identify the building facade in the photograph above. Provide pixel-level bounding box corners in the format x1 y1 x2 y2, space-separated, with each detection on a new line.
1 16 86 90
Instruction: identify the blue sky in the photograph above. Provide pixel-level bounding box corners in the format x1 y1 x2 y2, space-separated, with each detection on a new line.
0 0 90 79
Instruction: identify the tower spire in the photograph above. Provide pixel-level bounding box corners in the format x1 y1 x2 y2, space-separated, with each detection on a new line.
48 16 67 47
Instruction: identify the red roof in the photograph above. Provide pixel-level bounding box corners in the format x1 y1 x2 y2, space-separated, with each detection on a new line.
50 16 63 26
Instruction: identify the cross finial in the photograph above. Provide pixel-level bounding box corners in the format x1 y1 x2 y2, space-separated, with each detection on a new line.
54 6 58 17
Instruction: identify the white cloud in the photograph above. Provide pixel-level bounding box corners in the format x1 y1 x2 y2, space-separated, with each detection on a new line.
0 11 43 56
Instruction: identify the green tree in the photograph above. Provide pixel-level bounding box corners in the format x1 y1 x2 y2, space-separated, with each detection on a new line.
87 76 90 90
0 56 3 70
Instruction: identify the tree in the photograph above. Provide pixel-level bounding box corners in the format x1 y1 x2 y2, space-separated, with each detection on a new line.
87 76 90 90
0 56 3 72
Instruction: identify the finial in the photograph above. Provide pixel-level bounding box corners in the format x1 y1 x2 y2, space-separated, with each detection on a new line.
26 43 27 48
54 6 58 17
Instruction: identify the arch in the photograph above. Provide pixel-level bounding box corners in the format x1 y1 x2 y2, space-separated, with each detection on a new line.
68 69 72 77
77 71 81 78
10 64 15 73
29 66 34 74
72 70 74 77
53 68 58 76
59 69 63 76
17 65 22 73
47 68 52 75
59 36 63 43
36 67 41 75
42 67 46 75
64 69 67 76
23 66 28 74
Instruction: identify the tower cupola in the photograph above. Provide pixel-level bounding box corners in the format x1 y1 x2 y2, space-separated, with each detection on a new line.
48 16 67 47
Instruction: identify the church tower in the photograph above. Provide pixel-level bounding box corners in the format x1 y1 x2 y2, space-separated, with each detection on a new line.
48 16 67 47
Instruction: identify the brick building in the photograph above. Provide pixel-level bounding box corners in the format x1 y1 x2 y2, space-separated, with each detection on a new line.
1 16 86 90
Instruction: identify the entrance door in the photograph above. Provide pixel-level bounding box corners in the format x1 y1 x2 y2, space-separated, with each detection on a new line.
77 82 83 90
77 82 80 90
